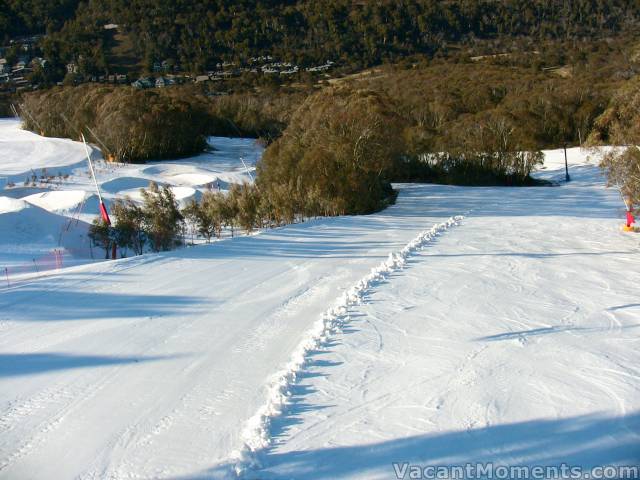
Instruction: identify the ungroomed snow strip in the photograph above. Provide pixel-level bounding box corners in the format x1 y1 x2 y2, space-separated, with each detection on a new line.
231 215 464 477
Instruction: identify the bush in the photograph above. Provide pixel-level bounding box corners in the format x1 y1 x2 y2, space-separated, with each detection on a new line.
140 182 184 251
88 218 113 259
601 148 640 215
111 198 146 255
183 191 227 242
258 86 405 216
229 183 261 233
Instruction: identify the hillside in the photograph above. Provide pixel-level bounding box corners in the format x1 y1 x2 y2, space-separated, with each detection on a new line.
2 0 640 83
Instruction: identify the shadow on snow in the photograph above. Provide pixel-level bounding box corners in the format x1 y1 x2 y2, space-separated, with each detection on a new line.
0 352 180 377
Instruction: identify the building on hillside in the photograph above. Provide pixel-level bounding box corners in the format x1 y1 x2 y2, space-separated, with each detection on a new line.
155 77 175 88
132 77 154 89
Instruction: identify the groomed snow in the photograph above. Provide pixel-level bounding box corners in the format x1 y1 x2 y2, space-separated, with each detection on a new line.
0 196 27 214
0 142 638 480
247 164 640 479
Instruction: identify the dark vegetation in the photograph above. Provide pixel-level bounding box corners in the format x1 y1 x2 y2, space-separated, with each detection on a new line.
18 84 305 160
3 0 639 77
20 85 209 161
257 87 403 216
89 182 184 257
21 36 640 221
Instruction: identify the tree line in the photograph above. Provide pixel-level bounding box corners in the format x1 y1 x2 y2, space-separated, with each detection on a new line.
17 84 304 162
4 0 639 80
20 34 640 224
90 180 292 258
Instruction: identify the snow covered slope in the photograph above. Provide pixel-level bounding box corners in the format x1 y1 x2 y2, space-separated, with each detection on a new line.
0 147 638 480
0 119 93 183
0 120 263 275
249 160 640 479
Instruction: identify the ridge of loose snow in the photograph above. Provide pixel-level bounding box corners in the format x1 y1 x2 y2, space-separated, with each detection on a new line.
232 215 464 477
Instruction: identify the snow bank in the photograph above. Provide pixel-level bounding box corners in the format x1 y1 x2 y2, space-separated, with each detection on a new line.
0 196 83 245
0 196 91 270
115 185 197 204
0 196 27 214
0 119 94 183
168 173 217 187
22 190 88 214
232 215 464 476
101 177 153 194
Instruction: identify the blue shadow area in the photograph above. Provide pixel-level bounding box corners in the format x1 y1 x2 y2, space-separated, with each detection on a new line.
0 352 179 377
192 412 640 480
0 289 208 321
475 323 640 342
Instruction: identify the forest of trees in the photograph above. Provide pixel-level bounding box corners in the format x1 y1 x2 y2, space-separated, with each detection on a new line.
2 0 639 79
0 0 81 40
18 33 640 218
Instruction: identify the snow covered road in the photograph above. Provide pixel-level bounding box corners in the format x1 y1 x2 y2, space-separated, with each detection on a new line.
1 148 639 479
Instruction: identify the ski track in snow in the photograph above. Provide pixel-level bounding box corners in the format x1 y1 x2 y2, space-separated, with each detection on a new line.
232 216 464 477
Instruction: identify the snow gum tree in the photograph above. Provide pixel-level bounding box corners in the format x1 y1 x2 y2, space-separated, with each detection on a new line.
141 182 184 251
111 198 146 255
88 218 114 259
183 191 228 242
230 183 261 233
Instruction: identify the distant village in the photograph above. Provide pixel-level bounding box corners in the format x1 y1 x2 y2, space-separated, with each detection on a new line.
0 28 336 94
0 35 44 92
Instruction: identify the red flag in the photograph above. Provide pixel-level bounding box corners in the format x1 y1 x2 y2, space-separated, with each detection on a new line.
99 202 111 225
